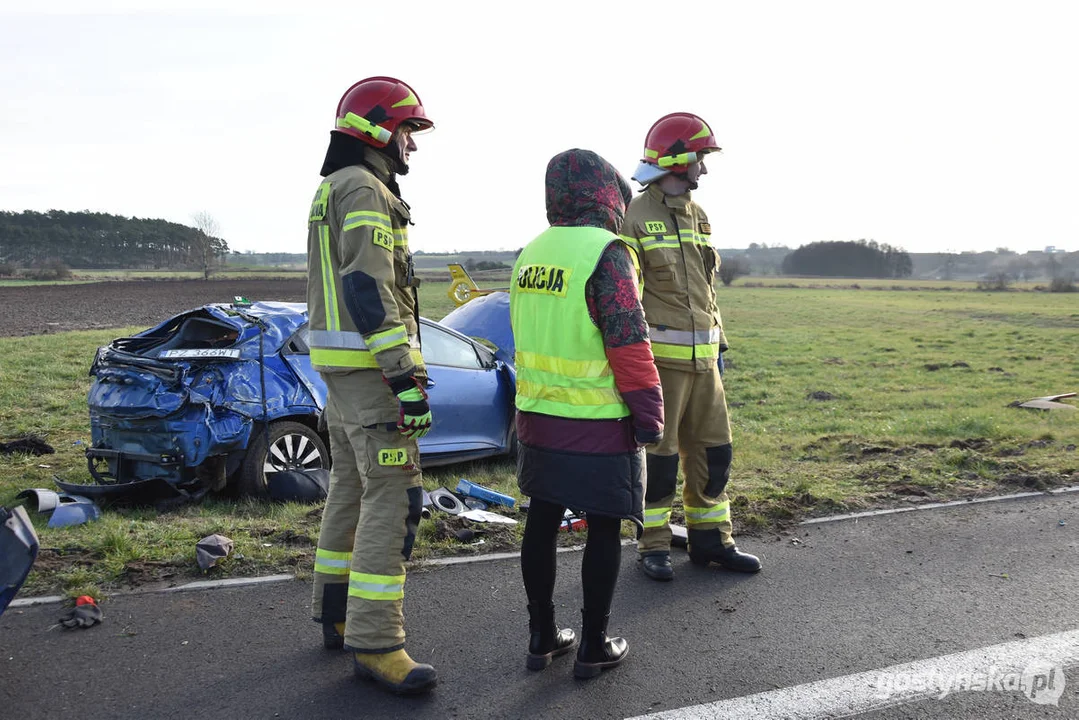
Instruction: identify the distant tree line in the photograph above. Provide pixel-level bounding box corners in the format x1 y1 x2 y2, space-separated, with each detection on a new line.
0 210 228 269
781 239 913 278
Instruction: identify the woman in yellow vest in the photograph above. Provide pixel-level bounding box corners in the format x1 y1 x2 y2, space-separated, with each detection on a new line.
511 149 664 679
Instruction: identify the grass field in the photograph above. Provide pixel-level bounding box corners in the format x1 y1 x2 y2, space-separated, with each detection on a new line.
1 281 1076 597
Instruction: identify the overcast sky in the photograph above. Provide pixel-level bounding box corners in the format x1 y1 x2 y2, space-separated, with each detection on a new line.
2 1 1077 256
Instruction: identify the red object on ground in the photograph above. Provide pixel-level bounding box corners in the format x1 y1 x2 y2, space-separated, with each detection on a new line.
75 595 97 607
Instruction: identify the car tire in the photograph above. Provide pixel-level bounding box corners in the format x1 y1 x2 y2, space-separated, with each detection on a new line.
238 420 329 498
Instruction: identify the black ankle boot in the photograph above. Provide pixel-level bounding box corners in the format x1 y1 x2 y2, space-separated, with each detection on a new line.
526 602 577 670
573 609 628 679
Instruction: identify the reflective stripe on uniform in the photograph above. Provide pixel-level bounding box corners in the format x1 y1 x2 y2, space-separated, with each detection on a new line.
515 350 612 379
650 327 720 346
311 347 424 369
643 507 672 528
342 210 393 234
367 325 410 353
639 235 680 252
393 227 408 247
678 228 709 246
318 225 340 332
349 571 405 601
649 326 721 361
314 548 352 575
516 379 624 408
684 500 731 526
309 330 419 351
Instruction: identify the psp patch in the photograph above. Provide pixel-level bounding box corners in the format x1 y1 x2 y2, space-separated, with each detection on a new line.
378 448 408 466
698 222 711 235
372 228 394 252
644 220 667 235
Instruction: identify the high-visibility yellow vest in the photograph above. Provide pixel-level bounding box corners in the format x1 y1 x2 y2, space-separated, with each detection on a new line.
510 227 631 420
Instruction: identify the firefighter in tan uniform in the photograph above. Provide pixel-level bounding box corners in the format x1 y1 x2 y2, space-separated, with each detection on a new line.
306 76 437 695
622 112 762 582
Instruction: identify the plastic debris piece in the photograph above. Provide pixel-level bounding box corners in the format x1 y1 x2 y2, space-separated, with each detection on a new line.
428 488 465 515
15 488 61 513
459 509 518 525
1012 392 1077 411
196 534 234 570
455 479 515 508
47 495 102 528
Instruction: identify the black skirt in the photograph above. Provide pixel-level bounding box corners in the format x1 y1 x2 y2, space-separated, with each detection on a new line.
517 443 645 529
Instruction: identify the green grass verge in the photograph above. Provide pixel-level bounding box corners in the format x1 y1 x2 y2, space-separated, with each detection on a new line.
1 283 1076 597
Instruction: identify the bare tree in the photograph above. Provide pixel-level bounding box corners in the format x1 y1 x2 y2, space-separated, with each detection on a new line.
718 255 751 286
191 211 226 279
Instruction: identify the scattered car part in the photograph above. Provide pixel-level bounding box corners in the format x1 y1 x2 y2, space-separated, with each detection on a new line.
460 509 518 525
196 534 234 571
1 505 39 619
671 523 688 549
428 488 465 515
455 478 515 508
53 475 194 508
1013 392 1077 411
463 498 488 511
15 488 61 513
266 467 330 502
241 421 329 497
46 495 102 528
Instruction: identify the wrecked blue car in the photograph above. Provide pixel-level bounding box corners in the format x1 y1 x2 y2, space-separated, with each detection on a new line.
81 293 514 500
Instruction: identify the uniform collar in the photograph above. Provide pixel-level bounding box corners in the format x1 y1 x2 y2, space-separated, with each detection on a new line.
646 182 691 210
362 147 396 185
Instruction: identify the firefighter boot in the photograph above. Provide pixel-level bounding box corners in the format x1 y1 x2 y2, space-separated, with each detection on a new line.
352 649 438 695
573 610 629 679
687 529 762 573
639 551 674 582
526 602 578 670
322 622 346 650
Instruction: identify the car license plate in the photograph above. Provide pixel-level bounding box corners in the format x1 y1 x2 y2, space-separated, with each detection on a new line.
160 349 241 359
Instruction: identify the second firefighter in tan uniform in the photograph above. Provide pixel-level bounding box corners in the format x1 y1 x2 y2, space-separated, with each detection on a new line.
622 112 762 582
307 76 438 695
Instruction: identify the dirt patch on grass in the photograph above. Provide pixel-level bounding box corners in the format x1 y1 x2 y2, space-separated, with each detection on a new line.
0 278 306 336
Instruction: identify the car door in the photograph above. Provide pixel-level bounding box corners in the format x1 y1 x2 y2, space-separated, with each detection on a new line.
419 320 513 460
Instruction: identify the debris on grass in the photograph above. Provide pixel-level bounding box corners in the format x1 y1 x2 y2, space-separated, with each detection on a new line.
195 534 234 571
0 435 54 456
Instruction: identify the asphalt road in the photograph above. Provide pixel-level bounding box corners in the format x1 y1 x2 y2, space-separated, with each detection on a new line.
1 492 1076 720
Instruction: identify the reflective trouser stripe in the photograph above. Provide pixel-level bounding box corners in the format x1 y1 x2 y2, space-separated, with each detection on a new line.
684 500 731 526
643 507 672 528
318 225 339 331
314 548 351 575
349 571 405 601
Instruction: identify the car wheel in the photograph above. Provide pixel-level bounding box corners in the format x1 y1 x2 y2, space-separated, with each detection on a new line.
238 421 328 497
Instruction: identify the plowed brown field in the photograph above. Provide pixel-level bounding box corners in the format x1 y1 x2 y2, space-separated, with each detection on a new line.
0 279 306 336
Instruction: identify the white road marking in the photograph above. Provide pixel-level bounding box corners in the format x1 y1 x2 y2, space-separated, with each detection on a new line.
801 486 1079 525
626 629 1079 720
